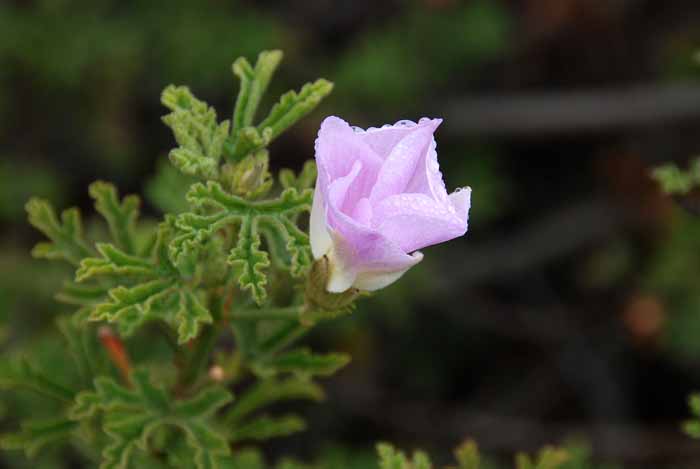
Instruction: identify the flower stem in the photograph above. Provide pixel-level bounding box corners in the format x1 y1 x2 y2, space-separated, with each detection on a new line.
230 305 302 321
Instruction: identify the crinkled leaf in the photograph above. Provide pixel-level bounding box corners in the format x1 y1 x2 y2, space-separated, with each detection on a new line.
175 182 312 304
26 198 92 266
257 79 333 142
69 370 232 469
162 85 230 179
232 50 283 134
89 181 140 255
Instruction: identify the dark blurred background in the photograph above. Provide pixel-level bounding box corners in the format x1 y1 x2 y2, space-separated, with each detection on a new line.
4 0 700 467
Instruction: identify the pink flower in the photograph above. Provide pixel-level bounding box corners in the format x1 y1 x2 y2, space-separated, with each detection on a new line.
310 116 471 293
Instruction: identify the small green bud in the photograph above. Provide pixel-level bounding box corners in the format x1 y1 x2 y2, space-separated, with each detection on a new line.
222 150 273 198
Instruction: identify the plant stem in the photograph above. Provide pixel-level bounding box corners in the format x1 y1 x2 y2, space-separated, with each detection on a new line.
177 324 219 392
230 305 302 321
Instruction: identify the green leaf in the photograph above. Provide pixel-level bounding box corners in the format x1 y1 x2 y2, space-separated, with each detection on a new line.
26 197 92 266
515 447 569 469
162 85 230 179
652 157 700 195
279 160 317 191
229 414 305 442
78 224 213 343
223 376 323 426
0 357 75 402
257 79 333 142
232 50 283 134
89 181 140 255
145 159 198 214
684 392 700 438
454 440 480 469
1 417 77 458
69 370 232 469
229 215 269 303
57 315 110 388
175 182 312 304
56 281 110 306
253 348 350 378
377 443 410 469
77 243 154 282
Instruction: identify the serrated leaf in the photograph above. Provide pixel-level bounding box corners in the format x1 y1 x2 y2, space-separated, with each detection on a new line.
232 50 283 134
69 370 232 469
229 414 305 442
162 85 230 179
26 197 92 266
257 79 333 142
89 181 140 255
223 376 323 426
253 348 350 378
1 417 77 458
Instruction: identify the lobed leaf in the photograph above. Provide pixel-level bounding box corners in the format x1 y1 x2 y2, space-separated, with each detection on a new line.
232 50 283 134
69 370 232 469
26 198 92 266
89 181 140 255
175 182 312 304
162 85 230 179
257 79 333 142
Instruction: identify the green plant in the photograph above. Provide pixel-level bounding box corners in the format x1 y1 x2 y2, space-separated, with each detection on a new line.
2 50 342 468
